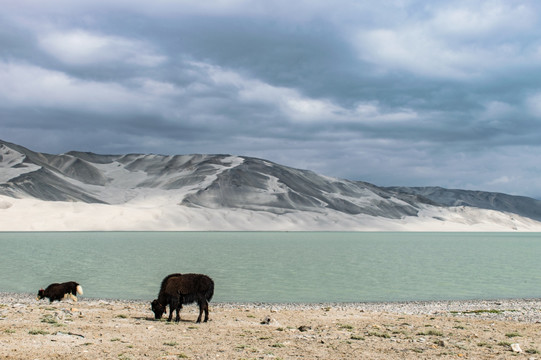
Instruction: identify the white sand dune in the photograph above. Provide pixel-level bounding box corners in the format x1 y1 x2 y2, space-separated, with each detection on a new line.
1 195 541 231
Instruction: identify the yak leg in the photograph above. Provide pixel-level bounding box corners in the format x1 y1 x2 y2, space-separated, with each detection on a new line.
173 296 182 322
203 299 209 322
196 301 203 323
167 297 175 322
71 288 78 302
197 299 209 323
203 300 209 322
175 294 184 322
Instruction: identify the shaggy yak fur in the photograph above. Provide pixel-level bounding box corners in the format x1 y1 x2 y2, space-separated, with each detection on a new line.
37 281 83 303
151 273 214 323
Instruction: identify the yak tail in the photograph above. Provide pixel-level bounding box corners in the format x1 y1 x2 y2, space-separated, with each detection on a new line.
76 285 83 295
206 280 214 302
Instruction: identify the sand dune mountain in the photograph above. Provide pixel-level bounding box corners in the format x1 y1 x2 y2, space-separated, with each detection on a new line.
1 139 540 231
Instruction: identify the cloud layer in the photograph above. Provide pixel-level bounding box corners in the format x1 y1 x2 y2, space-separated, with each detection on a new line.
2 0 541 198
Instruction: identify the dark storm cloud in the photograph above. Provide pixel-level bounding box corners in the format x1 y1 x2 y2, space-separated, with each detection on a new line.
2 0 541 198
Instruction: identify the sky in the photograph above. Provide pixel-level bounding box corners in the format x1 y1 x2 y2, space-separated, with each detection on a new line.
1 0 541 199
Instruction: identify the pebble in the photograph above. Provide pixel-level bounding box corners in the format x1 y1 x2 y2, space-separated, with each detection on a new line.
511 343 523 353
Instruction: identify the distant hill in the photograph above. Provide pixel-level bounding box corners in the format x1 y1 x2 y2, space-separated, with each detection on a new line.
1 139 541 231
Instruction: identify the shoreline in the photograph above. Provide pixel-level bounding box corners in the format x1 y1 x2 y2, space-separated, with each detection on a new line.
3 292 541 322
2 292 541 359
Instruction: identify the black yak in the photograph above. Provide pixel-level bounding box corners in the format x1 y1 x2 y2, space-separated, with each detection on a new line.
37 281 83 303
151 273 214 323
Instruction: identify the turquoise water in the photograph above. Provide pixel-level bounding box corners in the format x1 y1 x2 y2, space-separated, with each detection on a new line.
0 232 540 303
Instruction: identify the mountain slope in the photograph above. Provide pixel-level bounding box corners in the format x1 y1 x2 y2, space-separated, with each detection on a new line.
1 139 541 231
386 186 541 222
0 139 425 217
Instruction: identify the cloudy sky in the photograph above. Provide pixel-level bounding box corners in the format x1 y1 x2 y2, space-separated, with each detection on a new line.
2 0 541 198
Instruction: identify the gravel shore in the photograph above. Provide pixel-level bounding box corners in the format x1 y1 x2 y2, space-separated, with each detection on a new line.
2 292 541 359
5 292 541 322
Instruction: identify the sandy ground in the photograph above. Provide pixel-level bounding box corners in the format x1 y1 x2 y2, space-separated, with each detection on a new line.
1 293 541 359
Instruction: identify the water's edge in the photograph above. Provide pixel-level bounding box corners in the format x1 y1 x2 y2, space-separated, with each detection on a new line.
4 291 541 323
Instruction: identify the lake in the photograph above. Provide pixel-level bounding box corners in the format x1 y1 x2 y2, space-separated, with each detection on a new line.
0 232 540 303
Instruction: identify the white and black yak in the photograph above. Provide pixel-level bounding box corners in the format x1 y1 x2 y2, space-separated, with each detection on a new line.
37 281 83 303
151 273 214 323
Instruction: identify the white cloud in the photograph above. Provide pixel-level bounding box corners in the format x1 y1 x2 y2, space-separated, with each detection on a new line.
135 78 183 97
191 61 419 124
0 61 171 114
355 28 479 79
487 175 513 186
39 30 166 67
354 1 540 79
429 2 536 37
480 101 515 123
526 93 541 118
190 61 339 121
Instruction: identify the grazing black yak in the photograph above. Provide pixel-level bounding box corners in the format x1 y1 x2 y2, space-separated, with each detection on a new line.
151 273 214 323
37 281 83 303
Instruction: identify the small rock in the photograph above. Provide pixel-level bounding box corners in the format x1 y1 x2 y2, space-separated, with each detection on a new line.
54 331 85 338
260 316 281 326
511 343 523 353
434 339 445 347
298 325 311 332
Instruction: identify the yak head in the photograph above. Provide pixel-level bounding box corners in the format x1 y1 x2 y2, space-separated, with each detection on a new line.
36 289 45 300
151 299 166 319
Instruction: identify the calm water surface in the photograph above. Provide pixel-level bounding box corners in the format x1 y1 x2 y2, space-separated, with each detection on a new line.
0 232 540 303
